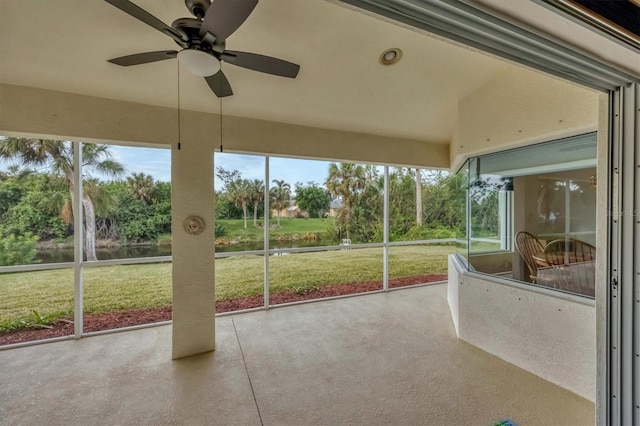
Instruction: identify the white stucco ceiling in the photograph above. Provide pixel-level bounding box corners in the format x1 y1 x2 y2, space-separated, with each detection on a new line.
0 0 514 142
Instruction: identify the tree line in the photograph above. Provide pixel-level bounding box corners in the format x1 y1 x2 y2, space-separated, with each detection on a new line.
1 138 472 265
215 166 332 227
0 139 170 264
325 163 467 242
215 163 467 243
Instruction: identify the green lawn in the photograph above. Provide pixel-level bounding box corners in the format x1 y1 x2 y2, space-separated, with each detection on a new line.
469 240 502 252
0 245 453 332
217 217 333 240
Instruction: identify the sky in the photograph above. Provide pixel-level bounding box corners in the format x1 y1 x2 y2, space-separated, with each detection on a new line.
0 140 429 195
0 144 335 191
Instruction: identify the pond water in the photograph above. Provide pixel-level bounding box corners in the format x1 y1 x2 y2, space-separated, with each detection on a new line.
35 245 173 263
34 240 336 263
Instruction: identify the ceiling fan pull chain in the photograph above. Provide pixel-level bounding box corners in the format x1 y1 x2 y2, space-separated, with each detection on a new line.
177 62 182 150
219 76 223 153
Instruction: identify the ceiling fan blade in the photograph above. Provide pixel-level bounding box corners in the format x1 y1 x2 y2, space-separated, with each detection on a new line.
199 0 258 41
108 51 178 66
222 51 300 78
205 70 233 97
104 0 186 45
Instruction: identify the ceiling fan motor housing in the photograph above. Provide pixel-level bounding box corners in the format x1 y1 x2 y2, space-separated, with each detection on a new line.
172 17 203 43
172 18 226 54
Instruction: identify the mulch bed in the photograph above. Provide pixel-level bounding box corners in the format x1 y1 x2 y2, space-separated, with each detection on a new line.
0 274 446 346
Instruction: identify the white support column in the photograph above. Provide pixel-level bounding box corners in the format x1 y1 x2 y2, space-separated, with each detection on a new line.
264 156 270 309
383 166 389 291
73 141 83 338
171 140 216 359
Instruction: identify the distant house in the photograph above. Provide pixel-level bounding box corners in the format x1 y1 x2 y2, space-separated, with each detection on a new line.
328 199 343 218
286 205 304 218
271 199 293 219
270 207 288 218
271 205 308 219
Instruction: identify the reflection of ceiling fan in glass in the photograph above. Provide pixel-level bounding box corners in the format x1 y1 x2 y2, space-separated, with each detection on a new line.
104 0 301 97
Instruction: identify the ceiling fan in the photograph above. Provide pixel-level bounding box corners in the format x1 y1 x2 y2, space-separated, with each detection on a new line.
104 0 301 97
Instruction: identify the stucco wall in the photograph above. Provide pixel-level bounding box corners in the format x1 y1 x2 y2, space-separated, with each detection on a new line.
449 69 600 398
451 67 599 170
448 255 596 401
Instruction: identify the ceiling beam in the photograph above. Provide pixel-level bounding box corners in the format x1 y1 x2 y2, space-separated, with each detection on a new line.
0 83 449 169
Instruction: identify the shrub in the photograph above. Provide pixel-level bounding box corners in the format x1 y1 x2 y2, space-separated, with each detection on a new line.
0 228 39 266
322 224 340 244
215 222 226 237
157 234 172 246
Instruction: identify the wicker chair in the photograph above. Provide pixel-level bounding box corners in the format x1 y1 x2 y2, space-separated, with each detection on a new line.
543 238 596 265
514 231 545 283
542 238 596 296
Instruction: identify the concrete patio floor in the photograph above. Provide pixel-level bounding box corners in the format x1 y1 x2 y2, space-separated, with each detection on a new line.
0 284 594 425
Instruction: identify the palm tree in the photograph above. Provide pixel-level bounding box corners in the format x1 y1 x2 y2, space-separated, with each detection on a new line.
0 138 124 260
325 162 366 239
363 164 379 184
5 165 21 178
126 172 155 204
228 178 252 229
270 179 291 226
249 179 265 227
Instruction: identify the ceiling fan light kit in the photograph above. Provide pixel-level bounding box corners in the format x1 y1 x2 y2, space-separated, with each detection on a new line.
177 49 220 76
104 0 301 97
